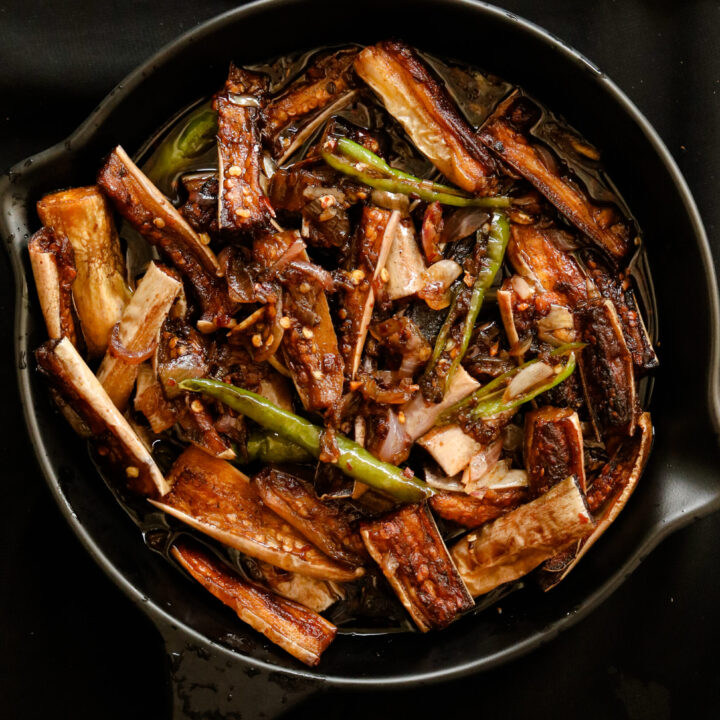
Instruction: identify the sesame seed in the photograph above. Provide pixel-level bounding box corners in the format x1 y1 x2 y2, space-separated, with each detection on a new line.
299 282 311 293
349 269 365 285
302 327 314 339
125 466 139 478
153 217 166 229
235 208 251 218
251 333 263 347
398 411 406 424
311 370 323 380
226 165 242 177
380 267 390 283
279 316 292 329
190 399 204 413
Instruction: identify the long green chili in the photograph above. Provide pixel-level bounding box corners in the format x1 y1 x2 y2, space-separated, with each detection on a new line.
180 378 432 503
238 431 314 465
437 343 584 425
321 144 510 208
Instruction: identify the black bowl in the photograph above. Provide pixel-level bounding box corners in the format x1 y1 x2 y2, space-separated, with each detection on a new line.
2 0 719 716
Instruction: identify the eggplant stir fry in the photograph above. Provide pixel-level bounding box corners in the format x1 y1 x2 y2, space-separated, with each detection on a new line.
29 41 657 666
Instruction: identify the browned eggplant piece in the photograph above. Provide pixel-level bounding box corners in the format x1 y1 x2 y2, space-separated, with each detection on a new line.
254 467 368 570
179 172 218 234
524 406 586 497
151 446 358 581
134 363 176 433
252 561 345 613
263 49 358 159
174 393 235 460
338 206 400 377
171 540 337 666
577 298 638 438
360 503 474 631
27 227 78 345
581 252 658 376
157 319 211 399
430 487 528 528
214 64 270 233
254 231 344 416
451 476 592 596
96 262 181 411
97 146 234 333
355 41 497 194
537 412 652 590
479 93 631 262
35 337 168 496
418 424 482 477
37 186 131 357
369 315 431 379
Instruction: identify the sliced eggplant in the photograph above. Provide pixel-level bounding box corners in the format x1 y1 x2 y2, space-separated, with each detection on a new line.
97 146 234 333
524 406 586 497
27 227 78 345
96 262 181 411
37 186 131 357
384 218 427 301
418 424 482 477
35 337 168 496
151 446 358 581
134 363 176 433
179 172 218 234
171 541 337 666
355 41 497 194
430 487 527 529
254 467 368 571
577 298 638 438
451 476 592 596
214 64 269 233
479 92 632 262
360 503 474 631
537 412 652 590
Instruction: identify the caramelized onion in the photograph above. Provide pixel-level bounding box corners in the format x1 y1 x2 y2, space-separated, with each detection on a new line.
107 323 157 365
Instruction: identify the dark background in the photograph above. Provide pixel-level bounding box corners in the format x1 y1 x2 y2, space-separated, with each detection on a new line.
1 1 718 717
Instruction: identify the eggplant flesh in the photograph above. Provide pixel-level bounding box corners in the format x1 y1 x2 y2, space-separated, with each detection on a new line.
172 541 337 667
429 487 527 529
479 92 631 262
360 503 474 631
152 446 359 581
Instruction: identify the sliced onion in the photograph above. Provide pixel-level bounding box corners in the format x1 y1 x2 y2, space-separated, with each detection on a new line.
424 465 465 492
271 237 307 273
504 361 554 400
108 323 157 365
441 207 489 244
418 259 463 310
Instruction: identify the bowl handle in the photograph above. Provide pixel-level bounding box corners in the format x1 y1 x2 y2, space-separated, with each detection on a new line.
160 619 320 719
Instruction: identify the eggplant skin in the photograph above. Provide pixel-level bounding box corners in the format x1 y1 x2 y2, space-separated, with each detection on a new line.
254 467 368 570
172 540 337 667
429 488 527 529
479 92 631 262
355 41 497 194
360 503 474 632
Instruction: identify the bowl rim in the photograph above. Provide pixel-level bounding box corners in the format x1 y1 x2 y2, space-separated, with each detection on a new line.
3 0 719 687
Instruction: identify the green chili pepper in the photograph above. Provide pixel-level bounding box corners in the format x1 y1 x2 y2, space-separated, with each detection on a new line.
180 378 432 503
237 431 314 465
176 108 219 158
321 148 510 208
437 343 584 425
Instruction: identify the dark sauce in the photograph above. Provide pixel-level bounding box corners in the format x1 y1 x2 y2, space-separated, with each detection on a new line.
104 44 658 636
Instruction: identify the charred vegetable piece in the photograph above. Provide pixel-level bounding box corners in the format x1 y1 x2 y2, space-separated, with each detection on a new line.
537 413 652 590
255 467 368 570
179 172 219 234
96 262 181 411
452 476 592 596
322 139 509 207
37 186 131 357
157 320 210 399
28 227 77 345
35 337 168 496
577 299 637 437
172 541 337 666
418 424 483 477
478 92 632 262
214 64 269 233
421 212 509 400
180 378 432 502
97 146 234 333
134 363 176 433
152 446 358 580
360 503 474 631
384 217 427 301
524 406 586 497
430 487 528 529
354 41 497 194
174 394 235 460
263 49 358 159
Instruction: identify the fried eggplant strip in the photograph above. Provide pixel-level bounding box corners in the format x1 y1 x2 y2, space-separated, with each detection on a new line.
537 413 652 590
355 41 497 194
151 446 359 581
479 92 631 262
35 337 168 496
97 146 234 333
430 487 528 529
172 541 337 666
214 64 269 233
255 467 368 570
360 503 474 631
134 363 176 433
524 406 586 497
452 476 592 596
28 227 77 345
37 186 131 357
96 262 181 411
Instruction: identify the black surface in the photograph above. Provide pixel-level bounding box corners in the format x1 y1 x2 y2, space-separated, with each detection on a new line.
1 1 719 718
